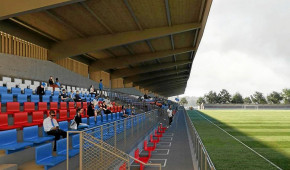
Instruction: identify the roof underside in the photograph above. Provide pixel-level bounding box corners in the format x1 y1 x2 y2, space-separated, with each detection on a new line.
0 0 212 97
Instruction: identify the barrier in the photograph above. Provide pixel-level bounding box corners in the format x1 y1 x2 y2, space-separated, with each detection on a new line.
184 107 216 170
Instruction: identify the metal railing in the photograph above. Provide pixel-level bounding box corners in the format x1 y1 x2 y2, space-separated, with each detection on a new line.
184 108 216 170
67 110 162 170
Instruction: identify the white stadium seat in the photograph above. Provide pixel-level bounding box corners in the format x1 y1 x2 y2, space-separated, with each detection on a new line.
6 82 16 90
33 81 40 86
2 77 11 84
24 80 32 86
14 78 22 85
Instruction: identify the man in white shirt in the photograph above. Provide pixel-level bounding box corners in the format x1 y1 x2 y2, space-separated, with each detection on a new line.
167 106 173 127
43 110 67 151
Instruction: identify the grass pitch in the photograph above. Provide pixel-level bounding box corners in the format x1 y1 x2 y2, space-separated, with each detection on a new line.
187 110 290 170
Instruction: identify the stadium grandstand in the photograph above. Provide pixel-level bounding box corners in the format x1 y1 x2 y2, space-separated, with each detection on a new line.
0 0 212 170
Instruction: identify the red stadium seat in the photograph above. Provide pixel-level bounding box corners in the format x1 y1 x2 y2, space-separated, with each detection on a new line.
82 102 87 109
143 140 156 157
68 102 75 110
49 102 58 114
134 148 150 170
118 106 122 112
24 102 35 113
32 111 44 125
6 102 20 114
59 102 67 111
57 110 68 122
14 112 40 128
150 134 160 144
0 114 22 131
0 102 1 113
76 102 82 109
154 129 162 137
38 102 48 115
68 109 76 120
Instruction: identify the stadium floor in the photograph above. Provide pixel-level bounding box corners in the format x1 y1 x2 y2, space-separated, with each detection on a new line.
188 110 290 170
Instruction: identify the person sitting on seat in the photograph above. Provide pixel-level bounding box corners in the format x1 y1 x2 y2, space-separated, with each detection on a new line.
89 85 96 95
74 108 89 130
43 110 67 151
61 89 74 102
121 105 129 118
101 101 111 114
74 90 82 102
48 76 54 87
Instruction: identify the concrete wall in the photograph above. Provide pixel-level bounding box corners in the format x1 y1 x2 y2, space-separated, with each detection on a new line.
0 53 99 89
114 87 144 96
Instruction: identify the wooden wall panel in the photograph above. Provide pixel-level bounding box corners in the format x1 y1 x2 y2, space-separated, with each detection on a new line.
124 82 133 88
89 70 110 88
0 31 47 60
111 78 124 88
55 58 88 78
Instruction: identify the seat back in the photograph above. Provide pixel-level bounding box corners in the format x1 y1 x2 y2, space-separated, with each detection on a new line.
11 87 21 95
76 102 82 108
42 95 50 102
1 94 13 104
69 109 76 118
51 95 59 102
113 113 117 120
60 102 67 110
134 148 140 159
72 134 80 148
81 118 87 124
0 102 1 113
82 102 87 109
35 143 52 163
0 114 8 126
32 111 44 123
0 129 17 146
58 121 68 131
24 80 32 86
50 102 58 110
14 78 22 84
23 125 38 140
17 94 28 104
59 110 67 119
6 102 20 114
68 102 74 109
38 102 47 111
31 95 40 103
89 117 95 127
45 90 51 96
14 112 28 124
33 81 40 87
2 77 11 84
24 88 33 96
96 115 102 125
107 114 112 122
53 91 60 96
56 138 66 155
102 114 107 123
0 86 7 94
144 140 148 150
24 102 35 112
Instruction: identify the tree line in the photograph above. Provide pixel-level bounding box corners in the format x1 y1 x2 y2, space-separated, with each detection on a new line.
196 89 290 105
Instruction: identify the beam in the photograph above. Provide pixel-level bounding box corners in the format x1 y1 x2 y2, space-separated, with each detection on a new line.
90 47 195 71
123 68 188 84
144 79 188 89
135 74 189 87
48 23 201 61
110 60 191 79
150 85 186 93
0 0 84 20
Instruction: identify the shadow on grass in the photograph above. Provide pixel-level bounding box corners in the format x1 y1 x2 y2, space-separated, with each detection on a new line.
188 110 290 170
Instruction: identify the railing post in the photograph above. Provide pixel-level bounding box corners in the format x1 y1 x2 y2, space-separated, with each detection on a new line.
124 119 126 146
79 131 83 170
100 125 103 163
114 122 117 150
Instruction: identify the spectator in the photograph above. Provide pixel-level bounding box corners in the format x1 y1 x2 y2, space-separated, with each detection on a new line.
121 105 129 118
36 83 45 102
48 76 54 87
74 108 89 129
89 85 96 95
167 106 173 127
55 78 61 88
144 93 148 99
74 90 82 102
43 110 67 151
87 102 95 117
101 101 111 114
60 89 74 102
131 106 136 115
99 79 103 96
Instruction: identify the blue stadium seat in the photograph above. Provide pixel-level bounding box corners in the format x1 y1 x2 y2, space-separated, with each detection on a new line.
17 94 28 104
0 86 7 94
125 109 131 115
107 114 112 122
88 117 95 128
98 98 104 101
58 121 68 132
72 134 80 149
81 118 87 124
117 112 121 120
35 143 66 170
102 114 108 123
53 91 59 96
31 95 40 103
1 94 13 104
45 90 51 96
0 129 33 154
11 87 21 96
42 127 55 139
24 88 33 96
42 95 50 102
23 126 54 144
51 95 59 102
56 138 79 157
112 113 117 121
96 115 102 125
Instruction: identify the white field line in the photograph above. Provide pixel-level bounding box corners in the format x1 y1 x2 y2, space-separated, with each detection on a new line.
194 111 282 170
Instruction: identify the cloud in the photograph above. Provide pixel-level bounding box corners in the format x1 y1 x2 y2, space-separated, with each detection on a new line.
182 0 290 97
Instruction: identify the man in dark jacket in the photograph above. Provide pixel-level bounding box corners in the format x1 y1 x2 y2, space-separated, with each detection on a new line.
74 90 82 102
36 83 45 102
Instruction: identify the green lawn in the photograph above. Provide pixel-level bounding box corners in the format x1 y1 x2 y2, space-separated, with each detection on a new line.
187 110 290 170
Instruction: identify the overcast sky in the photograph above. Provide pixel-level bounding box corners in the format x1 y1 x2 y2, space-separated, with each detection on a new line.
181 0 290 98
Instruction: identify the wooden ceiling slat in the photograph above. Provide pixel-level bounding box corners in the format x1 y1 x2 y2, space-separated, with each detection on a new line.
150 36 171 51
87 50 112 60
127 0 167 29
85 0 138 33
128 41 151 54
173 31 195 49
108 46 131 57
16 12 78 40
50 3 109 36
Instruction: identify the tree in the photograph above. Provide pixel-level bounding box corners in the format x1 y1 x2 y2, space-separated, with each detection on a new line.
204 91 219 104
218 89 231 104
179 97 188 106
251 91 267 104
231 93 244 104
281 88 290 104
196 97 206 105
267 91 283 104
244 97 252 104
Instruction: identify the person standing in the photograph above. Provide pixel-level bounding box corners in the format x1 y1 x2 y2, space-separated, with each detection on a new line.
43 110 67 151
167 106 173 127
55 78 61 88
36 83 45 102
99 79 103 96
